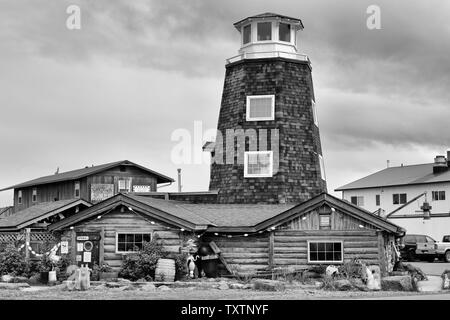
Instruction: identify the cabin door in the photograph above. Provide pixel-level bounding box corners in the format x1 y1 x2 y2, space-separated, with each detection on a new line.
76 232 100 268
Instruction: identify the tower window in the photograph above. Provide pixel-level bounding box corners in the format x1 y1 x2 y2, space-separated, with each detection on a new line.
279 23 291 42
246 95 275 121
32 188 37 203
243 24 251 44
118 178 132 193
319 214 331 230
319 154 326 180
244 151 273 178
74 181 80 198
257 22 272 41
18 190 23 204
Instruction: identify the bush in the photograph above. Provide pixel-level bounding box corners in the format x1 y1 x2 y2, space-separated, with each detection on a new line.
0 244 28 276
119 237 167 281
174 252 189 280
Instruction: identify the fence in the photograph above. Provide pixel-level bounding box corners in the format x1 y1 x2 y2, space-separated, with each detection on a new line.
0 229 59 259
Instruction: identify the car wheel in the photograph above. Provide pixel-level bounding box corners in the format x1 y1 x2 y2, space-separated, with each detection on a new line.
445 251 450 263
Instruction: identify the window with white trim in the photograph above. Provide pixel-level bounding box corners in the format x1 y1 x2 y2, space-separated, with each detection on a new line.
393 193 407 205
432 191 445 201
308 241 343 263
257 22 271 41
246 95 275 121
118 178 132 193
32 188 37 203
116 232 152 253
350 196 364 207
279 23 291 42
18 190 22 204
319 154 326 180
243 24 251 44
74 181 80 198
244 151 273 178
312 100 318 126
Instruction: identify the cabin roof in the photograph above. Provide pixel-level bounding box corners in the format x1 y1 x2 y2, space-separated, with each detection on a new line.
0 199 91 231
335 162 449 191
0 160 174 191
49 192 404 235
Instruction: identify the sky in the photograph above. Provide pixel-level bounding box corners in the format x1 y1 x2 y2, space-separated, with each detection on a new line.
0 0 449 206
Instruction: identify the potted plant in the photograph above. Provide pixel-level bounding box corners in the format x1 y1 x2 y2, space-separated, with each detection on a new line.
37 255 53 284
97 263 117 280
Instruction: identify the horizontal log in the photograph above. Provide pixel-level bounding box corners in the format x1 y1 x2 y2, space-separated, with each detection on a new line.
275 236 377 243
226 264 268 271
205 242 268 248
104 259 124 268
219 247 268 253
273 247 307 254
104 253 124 260
273 253 307 259
273 242 307 248
345 253 379 260
273 259 308 266
221 253 268 259
274 230 377 236
344 248 379 254
225 258 268 264
342 241 378 248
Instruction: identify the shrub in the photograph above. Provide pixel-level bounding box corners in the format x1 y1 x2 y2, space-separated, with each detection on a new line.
174 252 189 280
119 237 167 281
0 244 28 276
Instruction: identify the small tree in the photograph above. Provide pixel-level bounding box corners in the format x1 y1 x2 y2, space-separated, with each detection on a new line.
0 244 28 276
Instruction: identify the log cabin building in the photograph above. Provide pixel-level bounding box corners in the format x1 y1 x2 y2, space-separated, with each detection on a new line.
0 13 405 277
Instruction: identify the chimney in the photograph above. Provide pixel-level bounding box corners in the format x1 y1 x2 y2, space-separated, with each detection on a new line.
433 155 448 174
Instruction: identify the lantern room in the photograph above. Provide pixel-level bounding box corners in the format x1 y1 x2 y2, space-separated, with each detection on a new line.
232 13 304 60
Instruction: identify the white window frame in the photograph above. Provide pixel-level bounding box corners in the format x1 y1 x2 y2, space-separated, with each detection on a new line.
312 99 319 126
118 178 132 193
244 151 273 178
350 196 364 207
18 190 23 204
32 188 37 203
115 232 153 254
246 95 275 121
74 181 81 198
242 23 252 45
307 240 344 264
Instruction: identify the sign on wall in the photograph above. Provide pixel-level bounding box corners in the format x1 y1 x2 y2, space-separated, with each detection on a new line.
60 241 69 254
90 184 114 203
133 185 151 193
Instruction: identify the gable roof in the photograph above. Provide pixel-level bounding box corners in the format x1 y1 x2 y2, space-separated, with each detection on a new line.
48 192 404 236
335 163 450 191
0 199 91 231
0 160 174 191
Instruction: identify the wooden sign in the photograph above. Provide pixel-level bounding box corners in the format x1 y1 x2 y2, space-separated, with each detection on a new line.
90 184 114 203
133 185 151 192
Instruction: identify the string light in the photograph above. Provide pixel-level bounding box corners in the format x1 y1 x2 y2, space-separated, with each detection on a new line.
150 221 155 225
97 215 102 219
180 228 185 232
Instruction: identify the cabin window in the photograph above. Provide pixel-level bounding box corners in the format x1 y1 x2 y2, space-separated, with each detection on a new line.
308 241 343 263
116 233 152 253
350 196 364 207
257 22 272 41
118 178 132 193
393 193 407 205
74 181 80 198
319 215 331 230
375 194 380 206
32 188 37 203
432 191 445 201
319 154 325 180
244 151 273 178
18 190 22 204
246 95 275 121
243 24 251 44
312 100 318 126
279 23 291 42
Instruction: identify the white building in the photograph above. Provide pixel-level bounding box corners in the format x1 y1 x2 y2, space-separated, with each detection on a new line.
335 152 450 241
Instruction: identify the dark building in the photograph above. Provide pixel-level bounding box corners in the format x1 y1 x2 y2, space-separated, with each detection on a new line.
0 160 174 212
205 13 327 204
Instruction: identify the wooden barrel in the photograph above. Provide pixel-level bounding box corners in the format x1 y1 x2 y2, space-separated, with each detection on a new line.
155 258 176 282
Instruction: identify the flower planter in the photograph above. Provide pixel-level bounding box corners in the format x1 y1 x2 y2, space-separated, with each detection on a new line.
99 271 119 281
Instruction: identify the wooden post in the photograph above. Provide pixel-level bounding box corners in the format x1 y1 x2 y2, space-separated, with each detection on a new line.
377 231 387 276
25 228 31 261
99 227 105 265
268 232 274 269
71 229 77 264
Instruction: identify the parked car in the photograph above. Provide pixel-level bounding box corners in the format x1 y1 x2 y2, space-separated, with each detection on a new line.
399 234 437 262
435 235 450 262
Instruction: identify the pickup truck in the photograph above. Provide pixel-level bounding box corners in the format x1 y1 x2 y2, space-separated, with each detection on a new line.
435 235 450 262
399 234 437 262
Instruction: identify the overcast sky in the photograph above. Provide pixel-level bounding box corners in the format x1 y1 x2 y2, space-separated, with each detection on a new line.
0 0 449 206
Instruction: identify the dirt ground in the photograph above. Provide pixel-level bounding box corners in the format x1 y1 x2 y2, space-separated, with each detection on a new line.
1 285 449 300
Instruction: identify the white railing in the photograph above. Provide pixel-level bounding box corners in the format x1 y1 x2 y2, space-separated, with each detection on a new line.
226 51 310 64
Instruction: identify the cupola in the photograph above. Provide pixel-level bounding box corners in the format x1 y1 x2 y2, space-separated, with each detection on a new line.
229 12 305 63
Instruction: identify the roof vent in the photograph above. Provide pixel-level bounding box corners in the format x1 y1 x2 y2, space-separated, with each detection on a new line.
433 155 448 174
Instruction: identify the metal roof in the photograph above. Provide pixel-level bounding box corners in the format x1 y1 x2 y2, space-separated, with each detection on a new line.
233 12 304 30
335 163 450 191
0 160 174 191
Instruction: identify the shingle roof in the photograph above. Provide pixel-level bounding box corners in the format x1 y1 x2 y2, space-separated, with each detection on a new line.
335 163 450 191
0 160 174 191
0 199 90 230
129 194 296 227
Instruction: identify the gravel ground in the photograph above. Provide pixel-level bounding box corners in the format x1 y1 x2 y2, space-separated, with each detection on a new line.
1 285 449 300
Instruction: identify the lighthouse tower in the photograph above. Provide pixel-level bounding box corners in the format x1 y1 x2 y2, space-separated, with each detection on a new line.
206 13 327 204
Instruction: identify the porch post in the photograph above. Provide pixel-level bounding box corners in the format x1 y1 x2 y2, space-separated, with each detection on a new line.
24 228 31 261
